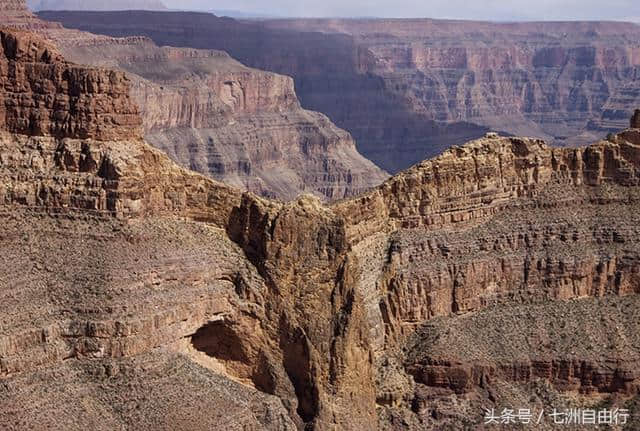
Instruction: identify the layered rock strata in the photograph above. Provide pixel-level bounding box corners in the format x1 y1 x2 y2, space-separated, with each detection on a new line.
28 0 168 11
41 11 640 173
1 27 640 431
0 28 375 430
0 30 142 141
29 5 388 200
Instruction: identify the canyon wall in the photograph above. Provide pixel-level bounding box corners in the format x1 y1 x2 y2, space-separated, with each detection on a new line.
2 15 640 431
0 28 376 430
15 4 388 201
59 40 388 200
39 11 640 174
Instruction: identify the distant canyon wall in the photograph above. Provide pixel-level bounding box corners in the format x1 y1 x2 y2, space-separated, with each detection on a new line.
4 2 389 201
39 11 640 173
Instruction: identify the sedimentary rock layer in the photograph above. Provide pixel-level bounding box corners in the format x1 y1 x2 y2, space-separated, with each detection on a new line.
1 26 640 431
0 28 376 430
59 40 388 200
40 11 640 173
29 0 167 11
26 6 388 200
0 30 142 141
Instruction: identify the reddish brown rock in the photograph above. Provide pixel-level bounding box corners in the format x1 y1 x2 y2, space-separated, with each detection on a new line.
632 109 640 129
0 30 142 141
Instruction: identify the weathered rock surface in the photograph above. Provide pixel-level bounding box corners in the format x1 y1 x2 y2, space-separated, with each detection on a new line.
28 7 388 200
42 11 640 173
1 0 61 29
0 30 142 141
332 130 640 428
1 26 640 431
60 41 388 200
0 28 375 430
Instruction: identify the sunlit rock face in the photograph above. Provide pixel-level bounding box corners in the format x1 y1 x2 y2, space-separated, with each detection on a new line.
12 2 389 201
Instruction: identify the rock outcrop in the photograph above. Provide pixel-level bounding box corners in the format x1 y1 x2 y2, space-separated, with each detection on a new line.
1 0 61 30
632 109 640 128
42 11 640 173
0 30 142 141
1 26 640 431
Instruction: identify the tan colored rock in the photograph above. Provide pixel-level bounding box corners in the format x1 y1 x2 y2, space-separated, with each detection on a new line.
3 25 640 431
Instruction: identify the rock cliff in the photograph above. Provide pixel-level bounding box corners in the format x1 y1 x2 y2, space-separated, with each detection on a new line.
0 30 142 141
1 0 61 29
61 41 387 200
1 26 640 431
0 28 375 430
25 4 388 200
41 11 640 173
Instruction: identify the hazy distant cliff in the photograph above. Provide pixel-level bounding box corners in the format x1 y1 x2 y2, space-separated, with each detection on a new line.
39 11 640 173
28 0 167 11
4 1 389 201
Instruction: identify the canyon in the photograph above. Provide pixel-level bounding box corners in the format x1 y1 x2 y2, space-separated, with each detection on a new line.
4 2 388 201
1 24 640 430
40 11 640 174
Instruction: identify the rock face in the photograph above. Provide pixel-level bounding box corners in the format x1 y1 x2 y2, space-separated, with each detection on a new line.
632 109 640 128
2 26 640 431
24 6 388 201
0 30 142 141
61 41 388 200
40 11 640 173
0 28 376 430
1 0 61 29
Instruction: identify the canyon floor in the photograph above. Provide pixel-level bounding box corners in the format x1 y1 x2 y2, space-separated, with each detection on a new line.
1 3 640 431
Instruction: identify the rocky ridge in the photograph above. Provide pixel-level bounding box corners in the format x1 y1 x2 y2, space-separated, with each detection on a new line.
1 26 640 431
